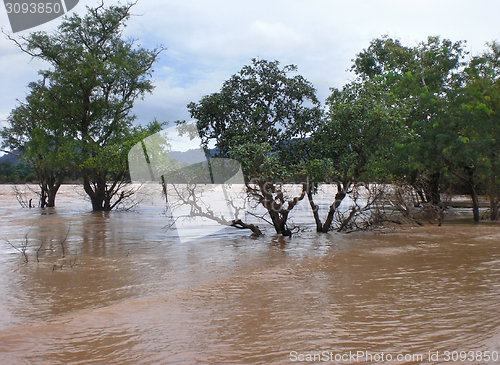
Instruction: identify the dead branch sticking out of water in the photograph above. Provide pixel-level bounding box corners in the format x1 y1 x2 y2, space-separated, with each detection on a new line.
3 235 29 263
12 185 31 208
230 219 262 237
69 253 78 268
36 239 44 263
388 185 425 226
52 253 78 271
3 224 77 268
59 224 71 258
387 185 452 226
331 184 446 233
334 184 389 233
111 186 141 211
166 183 263 237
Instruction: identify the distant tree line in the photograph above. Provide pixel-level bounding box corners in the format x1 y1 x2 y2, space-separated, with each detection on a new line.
0 161 36 183
0 159 84 184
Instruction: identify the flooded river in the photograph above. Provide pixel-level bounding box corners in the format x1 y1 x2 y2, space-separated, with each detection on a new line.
1 185 500 364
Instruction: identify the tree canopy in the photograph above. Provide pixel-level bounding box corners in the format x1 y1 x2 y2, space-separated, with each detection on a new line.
4 26 500 228
188 58 322 235
2 2 164 210
187 38 500 232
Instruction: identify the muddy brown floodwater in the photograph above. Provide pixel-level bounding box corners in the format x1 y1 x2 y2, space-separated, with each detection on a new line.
1 185 500 364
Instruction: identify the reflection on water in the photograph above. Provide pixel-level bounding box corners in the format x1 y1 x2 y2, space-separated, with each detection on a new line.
1 185 500 364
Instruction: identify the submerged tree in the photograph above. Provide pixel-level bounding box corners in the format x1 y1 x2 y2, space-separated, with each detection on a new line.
188 59 322 236
352 36 468 207
4 2 163 210
306 79 407 232
465 42 500 220
440 42 500 221
1 79 75 207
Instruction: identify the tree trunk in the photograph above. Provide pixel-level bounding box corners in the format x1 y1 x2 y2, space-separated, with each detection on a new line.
161 175 168 204
490 201 499 221
40 187 47 208
448 164 481 223
268 210 292 236
103 198 112 211
488 173 499 221
306 189 323 233
424 172 441 206
46 185 59 207
470 185 480 222
37 168 65 208
254 180 304 237
414 186 427 204
83 176 107 211
488 192 499 220
91 196 105 211
306 183 348 233
322 187 347 233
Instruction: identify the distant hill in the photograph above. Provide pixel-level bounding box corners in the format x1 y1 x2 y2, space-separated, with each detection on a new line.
0 152 20 165
169 149 206 165
169 148 219 165
0 148 221 167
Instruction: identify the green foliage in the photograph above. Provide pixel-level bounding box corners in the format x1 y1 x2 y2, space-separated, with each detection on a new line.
188 58 322 181
352 35 500 220
314 79 407 185
0 161 36 183
188 59 321 235
351 35 469 205
440 41 500 219
1 78 77 205
5 25 500 223
2 2 163 210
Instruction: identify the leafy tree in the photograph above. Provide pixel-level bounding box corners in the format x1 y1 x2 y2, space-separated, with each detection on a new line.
306 79 407 232
440 42 500 221
352 36 468 207
1 78 75 206
4 2 163 210
466 42 500 220
188 59 322 236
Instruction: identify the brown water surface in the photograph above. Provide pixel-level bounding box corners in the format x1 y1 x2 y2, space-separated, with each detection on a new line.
1 185 500 364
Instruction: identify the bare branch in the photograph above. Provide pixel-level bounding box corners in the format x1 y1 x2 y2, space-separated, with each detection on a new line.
59 224 71 258
3 236 29 264
0 149 22 157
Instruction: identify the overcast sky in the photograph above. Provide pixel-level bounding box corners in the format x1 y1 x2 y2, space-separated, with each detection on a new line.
1 0 500 152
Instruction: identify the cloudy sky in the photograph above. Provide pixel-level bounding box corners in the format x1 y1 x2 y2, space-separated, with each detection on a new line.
1 0 500 151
